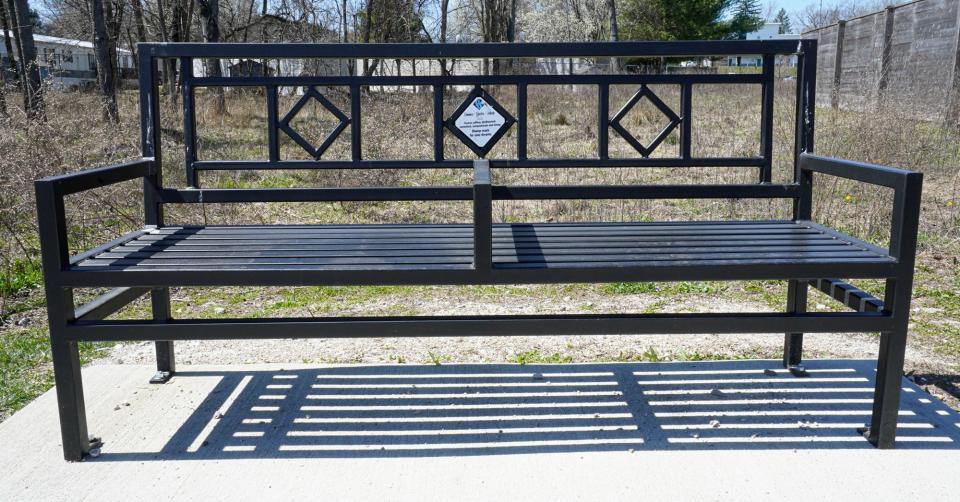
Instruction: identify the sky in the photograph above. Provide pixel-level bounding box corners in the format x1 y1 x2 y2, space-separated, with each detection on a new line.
765 0 834 17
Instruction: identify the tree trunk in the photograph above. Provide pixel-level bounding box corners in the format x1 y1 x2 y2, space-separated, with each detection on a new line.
1 1 18 75
91 0 119 122
341 0 348 42
130 0 147 66
439 0 448 75
0 46 6 117
1 0 13 116
197 0 226 115
0 70 6 118
104 0 124 102
607 0 618 70
156 0 177 101
361 0 374 76
10 0 43 118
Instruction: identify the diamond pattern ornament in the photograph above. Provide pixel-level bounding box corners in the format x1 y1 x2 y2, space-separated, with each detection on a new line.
279 86 350 159
610 84 681 158
445 87 516 158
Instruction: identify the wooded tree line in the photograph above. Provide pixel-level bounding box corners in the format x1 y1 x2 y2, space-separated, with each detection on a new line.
1 0 781 121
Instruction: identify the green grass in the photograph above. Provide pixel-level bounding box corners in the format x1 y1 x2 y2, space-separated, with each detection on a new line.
602 282 658 295
0 327 113 419
0 259 43 299
509 350 574 364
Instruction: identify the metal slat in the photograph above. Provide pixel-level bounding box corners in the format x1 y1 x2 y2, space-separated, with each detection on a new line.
144 223 808 234
77 251 891 268
110 236 846 254
59 261 899 288
99 244 867 260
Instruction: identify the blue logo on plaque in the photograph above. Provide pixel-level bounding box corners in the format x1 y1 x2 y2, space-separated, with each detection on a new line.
473 98 485 110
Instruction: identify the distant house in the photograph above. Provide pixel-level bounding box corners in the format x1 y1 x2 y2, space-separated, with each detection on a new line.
1 31 135 89
726 22 800 67
191 14 347 93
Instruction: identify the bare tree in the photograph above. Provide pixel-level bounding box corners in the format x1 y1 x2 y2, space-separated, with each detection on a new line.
8 0 44 118
606 0 617 70
0 1 17 76
129 0 148 65
91 0 120 121
0 1 13 117
795 0 889 32
439 0 449 75
197 0 226 114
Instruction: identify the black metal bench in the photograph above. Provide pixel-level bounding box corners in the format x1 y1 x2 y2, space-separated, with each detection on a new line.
36 41 922 460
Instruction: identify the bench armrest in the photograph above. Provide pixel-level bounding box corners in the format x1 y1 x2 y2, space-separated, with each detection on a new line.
473 160 492 271
35 158 155 197
799 152 923 263
35 158 155 275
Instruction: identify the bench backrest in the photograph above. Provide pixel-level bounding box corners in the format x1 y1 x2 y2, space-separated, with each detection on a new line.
136 41 817 218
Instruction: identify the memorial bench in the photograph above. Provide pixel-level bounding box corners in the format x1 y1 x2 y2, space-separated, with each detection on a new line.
36 41 922 460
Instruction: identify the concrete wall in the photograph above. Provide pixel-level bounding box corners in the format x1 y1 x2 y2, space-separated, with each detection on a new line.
803 0 960 120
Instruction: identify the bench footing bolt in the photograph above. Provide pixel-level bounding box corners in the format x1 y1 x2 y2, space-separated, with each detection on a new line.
787 365 808 377
149 371 173 384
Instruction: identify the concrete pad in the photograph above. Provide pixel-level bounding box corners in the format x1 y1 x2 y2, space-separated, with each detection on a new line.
1 359 958 501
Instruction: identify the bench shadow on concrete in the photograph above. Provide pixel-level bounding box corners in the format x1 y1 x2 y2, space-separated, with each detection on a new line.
96 360 960 461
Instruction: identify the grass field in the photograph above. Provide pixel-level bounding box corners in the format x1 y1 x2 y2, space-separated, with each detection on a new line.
1 73 959 420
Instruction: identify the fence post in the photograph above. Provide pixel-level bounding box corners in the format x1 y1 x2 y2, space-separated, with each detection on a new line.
877 6 896 109
831 20 846 109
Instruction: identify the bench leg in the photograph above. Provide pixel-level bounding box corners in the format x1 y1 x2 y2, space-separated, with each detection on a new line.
150 288 175 384
783 280 807 368
868 328 907 449
51 335 92 461
44 283 94 461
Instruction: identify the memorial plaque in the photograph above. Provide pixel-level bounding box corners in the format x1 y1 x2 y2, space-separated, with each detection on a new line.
454 97 506 148
446 87 516 157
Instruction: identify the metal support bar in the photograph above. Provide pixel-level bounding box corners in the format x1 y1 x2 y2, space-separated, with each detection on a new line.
350 83 362 161
267 85 279 162
598 83 609 159
65 312 895 342
141 55 164 227
181 57 198 187
783 279 807 367
191 73 768 88
808 278 884 313
433 85 444 161
680 82 692 160
189 157 768 171
74 287 150 322
517 83 528 160
760 53 775 183
141 40 806 59
154 183 800 204
151 287 175 384
473 160 492 272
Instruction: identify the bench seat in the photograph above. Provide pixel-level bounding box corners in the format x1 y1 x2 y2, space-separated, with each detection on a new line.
66 220 896 286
